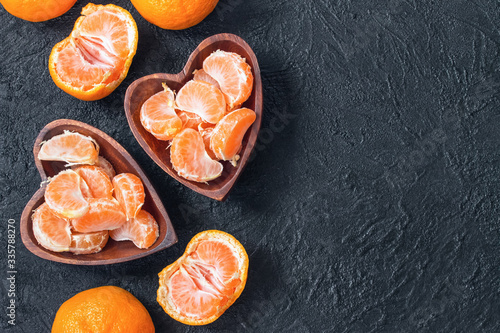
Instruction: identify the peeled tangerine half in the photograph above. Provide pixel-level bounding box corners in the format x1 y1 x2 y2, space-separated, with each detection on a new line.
175 80 226 124
157 230 249 325
38 131 99 165
110 210 159 249
69 231 109 255
140 83 182 140
210 108 256 166
48 3 138 101
45 170 89 219
32 203 71 252
170 129 223 183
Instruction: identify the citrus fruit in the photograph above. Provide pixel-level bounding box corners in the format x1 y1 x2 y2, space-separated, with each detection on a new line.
48 3 138 101
175 80 226 124
140 83 182 141
45 170 89 219
157 230 249 325
73 165 114 199
79 177 93 198
112 173 145 220
203 50 254 109
38 131 99 165
210 108 256 165
130 0 219 30
52 286 155 333
69 230 109 255
110 210 159 249
32 203 71 252
0 0 76 22
95 156 116 179
193 69 220 90
170 129 223 182
198 122 217 160
176 110 204 130
71 198 127 233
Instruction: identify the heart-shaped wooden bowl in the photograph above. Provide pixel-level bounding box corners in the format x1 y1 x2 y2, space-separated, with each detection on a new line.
124 33 262 201
20 119 177 265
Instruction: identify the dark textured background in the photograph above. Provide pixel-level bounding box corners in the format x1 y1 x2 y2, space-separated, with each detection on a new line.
1 0 500 332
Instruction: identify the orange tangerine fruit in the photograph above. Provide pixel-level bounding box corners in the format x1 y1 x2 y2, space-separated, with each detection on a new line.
130 0 219 30
95 156 116 179
110 210 159 249
140 83 182 140
112 173 145 220
203 50 254 109
69 230 109 255
193 69 220 90
0 0 76 22
176 110 204 130
157 230 249 325
38 131 99 165
52 286 155 333
73 165 114 199
48 3 138 101
32 203 71 252
71 198 127 233
45 170 89 219
175 80 226 124
198 122 218 160
210 108 256 165
170 129 223 182
79 178 93 199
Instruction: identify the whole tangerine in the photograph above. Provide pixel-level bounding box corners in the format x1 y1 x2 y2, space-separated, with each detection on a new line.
0 0 77 22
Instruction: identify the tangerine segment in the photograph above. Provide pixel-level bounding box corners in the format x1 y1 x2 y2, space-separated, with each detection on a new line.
73 165 113 199
32 203 71 252
157 230 249 325
38 131 99 165
71 198 127 233
140 84 182 140
112 173 145 220
79 178 93 199
202 50 254 109
175 80 226 124
170 129 223 182
69 231 109 255
110 210 159 249
0 0 76 22
198 122 217 160
45 170 89 219
193 69 220 90
176 110 204 130
95 156 116 179
210 108 256 165
48 3 138 101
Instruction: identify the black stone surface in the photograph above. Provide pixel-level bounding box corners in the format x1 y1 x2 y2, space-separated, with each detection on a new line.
1 0 500 332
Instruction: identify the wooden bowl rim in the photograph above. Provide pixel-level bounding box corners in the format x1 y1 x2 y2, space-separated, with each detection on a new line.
124 33 263 201
20 119 177 265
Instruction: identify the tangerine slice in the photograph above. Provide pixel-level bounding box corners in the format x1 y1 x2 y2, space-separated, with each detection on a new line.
109 210 159 249
79 178 93 199
175 80 225 124
202 50 254 109
210 108 256 165
48 3 138 101
95 156 116 179
170 129 223 182
69 230 109 255
176 110 204 130
140 83 182 140
71 198 127 233
112 173 145 220
157 230 249 325
198 122 217 160
193 69 220 90
32 203 71 252
45 170 89 219
38 131 99 165
73 165 114 199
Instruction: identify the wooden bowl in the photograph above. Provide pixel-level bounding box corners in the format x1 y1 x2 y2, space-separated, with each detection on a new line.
124 33 262 201
20 119 177 265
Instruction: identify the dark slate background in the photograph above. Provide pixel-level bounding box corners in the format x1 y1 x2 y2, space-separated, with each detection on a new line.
1 0 500 332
